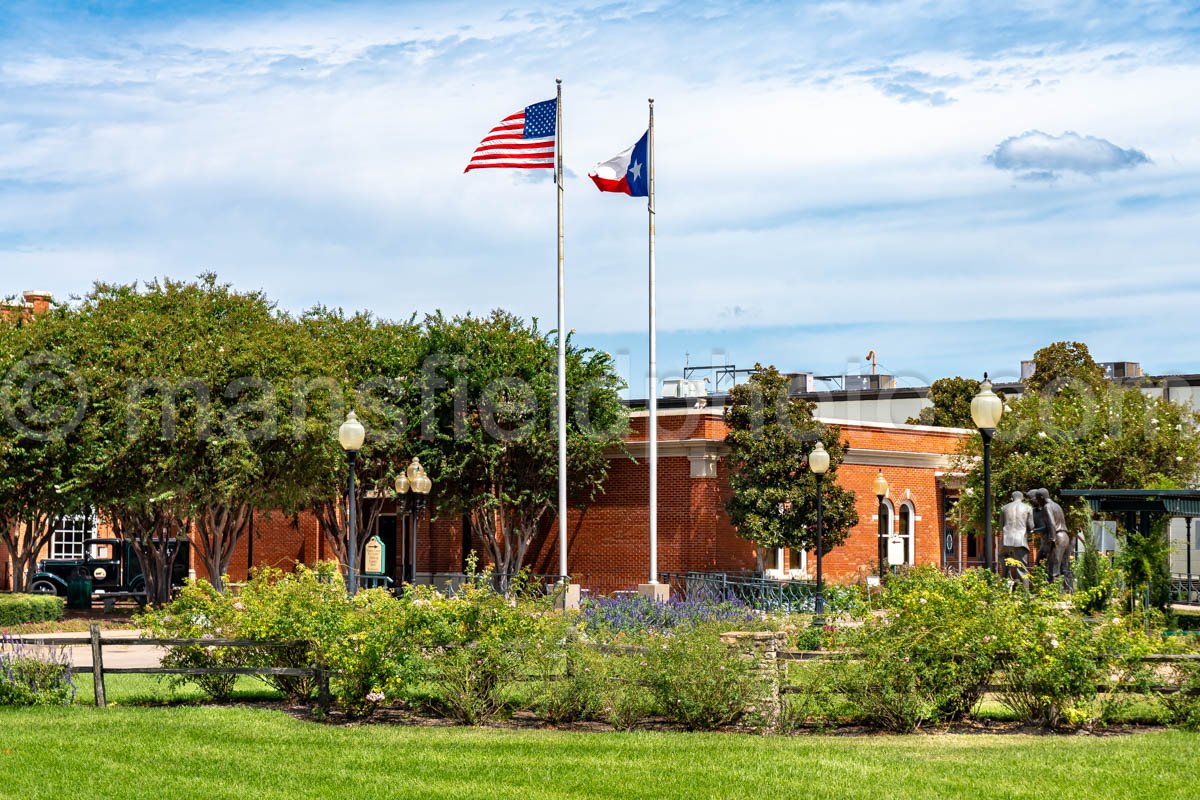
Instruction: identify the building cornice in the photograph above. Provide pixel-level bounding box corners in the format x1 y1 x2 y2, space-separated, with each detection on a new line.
609 439 956 471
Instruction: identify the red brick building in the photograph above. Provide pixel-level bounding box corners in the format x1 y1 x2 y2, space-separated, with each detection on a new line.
1 400 975 595
204 403 974 594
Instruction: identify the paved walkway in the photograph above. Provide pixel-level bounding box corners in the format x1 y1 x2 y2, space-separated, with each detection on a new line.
17 629 166 669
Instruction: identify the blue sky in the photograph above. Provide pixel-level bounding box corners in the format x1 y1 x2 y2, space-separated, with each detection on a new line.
2 1 1199 396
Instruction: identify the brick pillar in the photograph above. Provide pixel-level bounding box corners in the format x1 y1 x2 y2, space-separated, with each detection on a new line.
720 630 785 731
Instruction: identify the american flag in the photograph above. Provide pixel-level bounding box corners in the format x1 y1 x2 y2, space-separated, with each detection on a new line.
464 98 557 172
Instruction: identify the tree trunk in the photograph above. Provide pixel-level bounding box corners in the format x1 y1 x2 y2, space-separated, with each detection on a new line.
1 512 55 593
314 482 388 580
114 505 189 606
193 503 251 593
469 502 549 595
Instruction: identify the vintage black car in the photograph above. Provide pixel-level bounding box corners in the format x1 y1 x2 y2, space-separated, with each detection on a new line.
31 538 189 599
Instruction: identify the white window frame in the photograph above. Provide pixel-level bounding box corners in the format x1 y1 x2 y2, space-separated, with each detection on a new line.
50 514 94 560
898 500 917 566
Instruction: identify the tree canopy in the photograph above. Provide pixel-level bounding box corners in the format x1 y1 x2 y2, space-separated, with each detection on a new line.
1024 341 1106 394
724 366 858 566
0 275 629 599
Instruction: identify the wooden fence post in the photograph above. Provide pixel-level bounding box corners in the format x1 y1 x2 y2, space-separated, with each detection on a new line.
89 624 106 708
315 665 331 714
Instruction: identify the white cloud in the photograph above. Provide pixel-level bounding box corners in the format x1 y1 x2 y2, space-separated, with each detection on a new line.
987 130 1150 179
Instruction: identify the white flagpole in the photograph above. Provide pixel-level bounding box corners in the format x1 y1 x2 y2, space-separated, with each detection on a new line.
647 97 658 585
556 78 569 583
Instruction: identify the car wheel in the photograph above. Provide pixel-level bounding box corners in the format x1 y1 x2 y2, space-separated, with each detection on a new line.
31 579 60 596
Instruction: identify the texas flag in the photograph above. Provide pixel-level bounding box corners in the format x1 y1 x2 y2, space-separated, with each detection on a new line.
588 130 649 197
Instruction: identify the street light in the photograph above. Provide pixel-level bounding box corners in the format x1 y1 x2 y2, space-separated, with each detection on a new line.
970 374 1004 573
338 410 366 595
394 469 411 584
874 470 889 581
398 457 432 586
809 440 830 617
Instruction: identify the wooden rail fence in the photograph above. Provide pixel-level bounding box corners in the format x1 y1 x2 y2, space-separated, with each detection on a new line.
5 629 1197 709
6 625 327 708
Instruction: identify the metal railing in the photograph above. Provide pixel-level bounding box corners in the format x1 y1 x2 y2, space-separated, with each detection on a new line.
1170 575 1199 606
660 571 818 612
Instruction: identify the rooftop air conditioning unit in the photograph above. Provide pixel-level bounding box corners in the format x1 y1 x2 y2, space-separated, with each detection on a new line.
843 374 895 391
661 378 708 398
785 372 815 394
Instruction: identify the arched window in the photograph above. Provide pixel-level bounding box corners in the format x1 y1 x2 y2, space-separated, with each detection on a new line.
898 501 916 565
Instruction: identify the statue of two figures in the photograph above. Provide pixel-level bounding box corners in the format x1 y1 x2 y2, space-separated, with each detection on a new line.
998 488 1074 592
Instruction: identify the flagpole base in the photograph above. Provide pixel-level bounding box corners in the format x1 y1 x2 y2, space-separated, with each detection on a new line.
638 582 670 602
555 583 582 611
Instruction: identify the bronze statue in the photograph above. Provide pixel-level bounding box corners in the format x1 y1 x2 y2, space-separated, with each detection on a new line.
999 491 1033 590
1030 488 1074 590
1028 489 1051 567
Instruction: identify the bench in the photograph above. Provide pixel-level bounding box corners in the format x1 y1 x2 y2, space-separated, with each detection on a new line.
95 591 148 612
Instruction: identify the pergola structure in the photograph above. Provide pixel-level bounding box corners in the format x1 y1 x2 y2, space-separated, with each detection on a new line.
1061 489 1200 607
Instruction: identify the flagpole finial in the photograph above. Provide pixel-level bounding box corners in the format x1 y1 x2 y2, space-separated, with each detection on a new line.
556 77 562 85
648 97 654 105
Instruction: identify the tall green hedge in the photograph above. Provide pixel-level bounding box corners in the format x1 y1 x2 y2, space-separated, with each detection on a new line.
0 594 66 627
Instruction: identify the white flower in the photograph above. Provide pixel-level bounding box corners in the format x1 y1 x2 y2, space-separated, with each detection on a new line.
1177 456 1184 461
1049 638 1060 649
1151 418 1160 425
1038 431 1047 438
1112 617 1122 625
918 597 927 605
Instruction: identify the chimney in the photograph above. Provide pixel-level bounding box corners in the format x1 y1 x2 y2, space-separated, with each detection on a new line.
22 290 52 316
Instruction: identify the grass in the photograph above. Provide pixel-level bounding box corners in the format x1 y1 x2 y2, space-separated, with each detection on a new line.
1 703 1198 800
72 674 284 706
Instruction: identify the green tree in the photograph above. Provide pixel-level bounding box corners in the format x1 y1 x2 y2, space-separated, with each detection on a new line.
1025 341 1106 394
417 311 627 591
63 276 333 599
907 376 981 427
0 304 91 591
724 365 858 570
296 307 424 575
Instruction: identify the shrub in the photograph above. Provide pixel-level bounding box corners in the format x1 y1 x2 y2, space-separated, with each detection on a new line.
137 579 243 701
641 625 761 730
994 591 1156 729
828 568 1011 732
0 593 65 627
1073 533 1120 616
419 578 550 725
324 589 435 719
1162 656 1200 730
529 627 606 724
236 562 352 699
0 636 75 706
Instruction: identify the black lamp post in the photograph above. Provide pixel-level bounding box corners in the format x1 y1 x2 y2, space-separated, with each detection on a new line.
809 440 830 616
338 411 366 595
394 468 411 584
408 458 432 585
970 374 1004 573
874 470 889 581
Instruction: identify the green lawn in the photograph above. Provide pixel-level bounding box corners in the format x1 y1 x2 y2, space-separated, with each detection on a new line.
2 703 1198 800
